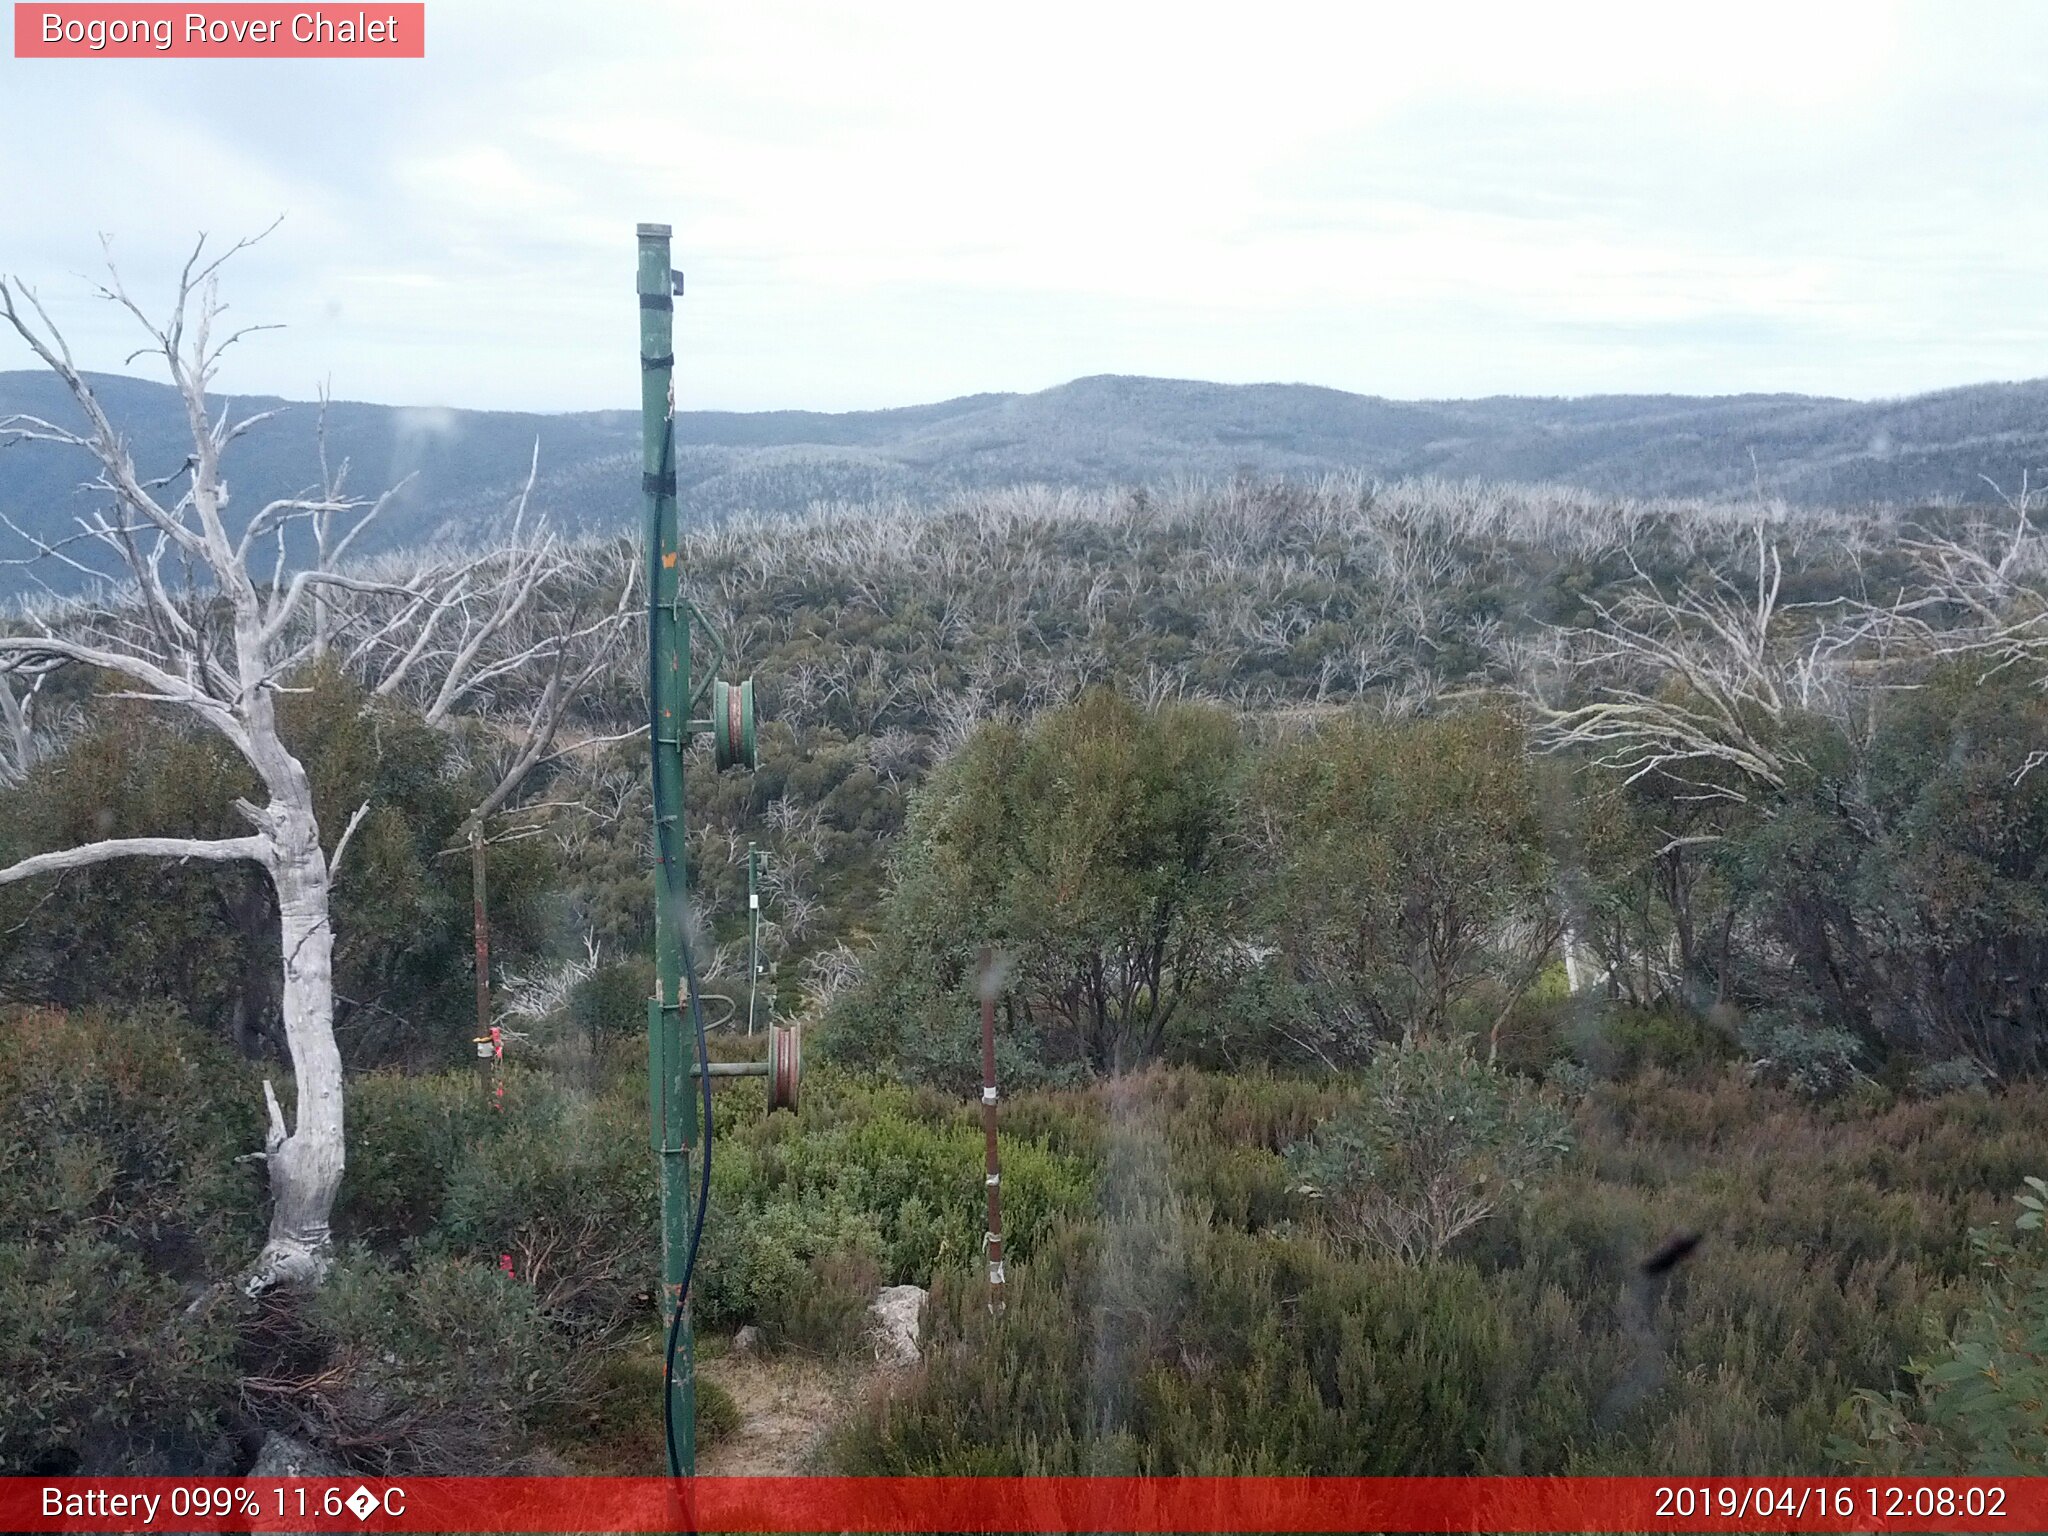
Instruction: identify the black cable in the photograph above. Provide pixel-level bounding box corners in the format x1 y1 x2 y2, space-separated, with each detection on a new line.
660 930 712 1483
648 419 713 1486
653 923 712 1478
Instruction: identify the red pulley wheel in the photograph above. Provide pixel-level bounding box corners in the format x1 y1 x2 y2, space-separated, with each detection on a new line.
767 1021 800 1113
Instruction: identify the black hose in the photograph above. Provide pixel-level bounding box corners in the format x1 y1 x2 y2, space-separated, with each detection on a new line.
660 929 712 1483
648 422 713 1485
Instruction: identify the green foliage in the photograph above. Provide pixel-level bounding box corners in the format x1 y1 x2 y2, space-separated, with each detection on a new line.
694 1194 882 1352
0 710 256 1023
833 1219 1511 1475
834 1068 2048 1477
0 1237 241 1474
1569 1005 1738 1082
1742 1013 1866 1101
0 1006 261 1272
0 1007 259 1471
1286 1038 1571 1263
0 670 554 1068
339 1063 660 1335
695 1070 1092 1350
8 476 2048 1483
252 1249 593 1474
570 955 656 1052
283 671 555 1066
272 1059 680 1472
1835 1178 2048 1474
1909 1057 1992 1098
1730 665 2048 1076
1250 708 1558 1057
438 1088 657 1334
1555 769 1742 1015
339 1069 500 1243
830 688 1241 1081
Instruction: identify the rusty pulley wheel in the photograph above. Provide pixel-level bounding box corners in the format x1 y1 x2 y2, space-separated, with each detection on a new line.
712 677 756 771
766 1020 801 1113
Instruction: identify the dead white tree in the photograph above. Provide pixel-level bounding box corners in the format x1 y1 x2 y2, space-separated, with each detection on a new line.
0 239 369 1293
1888 474 2048 687
1526 526 1862 808
0 237 626 1293
0 667 47 783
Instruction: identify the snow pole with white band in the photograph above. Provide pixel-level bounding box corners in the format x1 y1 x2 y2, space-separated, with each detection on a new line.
979 947 1005 1315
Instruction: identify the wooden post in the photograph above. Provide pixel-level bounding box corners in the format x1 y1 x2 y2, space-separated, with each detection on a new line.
470 819 490 1046
980 948 1005 1315
468 821 505 1109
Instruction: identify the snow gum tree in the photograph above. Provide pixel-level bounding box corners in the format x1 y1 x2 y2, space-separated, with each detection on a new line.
0 237 629 1293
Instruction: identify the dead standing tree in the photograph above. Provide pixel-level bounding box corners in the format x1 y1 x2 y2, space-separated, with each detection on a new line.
0 668 48 783
335 494 640 1041
1893 476 2048 699
1526 526 1872 803
0 238 624 1293
1520 525 1874 999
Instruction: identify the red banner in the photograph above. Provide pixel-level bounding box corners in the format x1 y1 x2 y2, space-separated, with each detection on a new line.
5 1476 2044 1533
13 4 424 57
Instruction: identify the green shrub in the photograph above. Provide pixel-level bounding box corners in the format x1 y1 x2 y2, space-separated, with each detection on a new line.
827 690 1242 1082
1743 1014 1865 1100
686 1068 1099 1353
708 1070 1093 1288
1908 1057 1991 1098
1574 1004 1737 1081
0 1236 240 1473
780 1248 886 1354
1249 708 1557 1057
247 1250 593 1474
437 1089 657 1333
832 1220 1510 1474
570 957 655 1051
337 1068 499 1243
0 680 555 1067
1286 1038 1571 1263
0 1005 260 1270
0 1006 257 1472
1544 1057 1593 1096
1835 1178 2048 1474
693 1193 883 1348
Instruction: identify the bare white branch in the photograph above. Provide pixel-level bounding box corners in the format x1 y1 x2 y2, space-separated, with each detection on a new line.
0 833 268 886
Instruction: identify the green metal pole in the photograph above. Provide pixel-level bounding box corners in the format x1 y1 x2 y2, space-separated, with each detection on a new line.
639 221 696 1477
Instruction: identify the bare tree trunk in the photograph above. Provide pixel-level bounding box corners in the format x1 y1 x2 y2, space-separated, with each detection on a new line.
245 813 346 1294
0 672 37 781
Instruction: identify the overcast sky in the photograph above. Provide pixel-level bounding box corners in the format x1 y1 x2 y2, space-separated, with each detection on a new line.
2 2 2045 413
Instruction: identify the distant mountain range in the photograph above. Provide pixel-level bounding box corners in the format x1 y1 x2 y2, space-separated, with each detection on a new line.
5 369 2047 598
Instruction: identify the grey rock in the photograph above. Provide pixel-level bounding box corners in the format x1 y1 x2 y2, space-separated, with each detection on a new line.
869 1284 927 1367
249 1432 342 1478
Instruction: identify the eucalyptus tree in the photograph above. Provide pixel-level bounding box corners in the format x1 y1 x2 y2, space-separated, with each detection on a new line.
836 688 1242 1082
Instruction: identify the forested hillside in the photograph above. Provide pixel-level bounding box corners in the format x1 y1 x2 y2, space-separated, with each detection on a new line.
4 474 2045 1477
11 368 2048 599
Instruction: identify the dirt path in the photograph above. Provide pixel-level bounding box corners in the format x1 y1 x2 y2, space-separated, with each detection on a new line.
695 1350 884 1475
